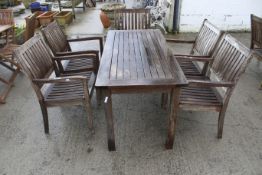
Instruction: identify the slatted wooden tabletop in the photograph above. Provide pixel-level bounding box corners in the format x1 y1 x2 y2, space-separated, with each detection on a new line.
0 25 12 33
96 29 188 89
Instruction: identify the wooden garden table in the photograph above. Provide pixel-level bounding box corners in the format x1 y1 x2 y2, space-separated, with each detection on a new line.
0 24 12 45
95 29 188 151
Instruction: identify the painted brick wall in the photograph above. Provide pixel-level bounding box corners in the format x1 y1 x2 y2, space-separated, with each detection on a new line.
179 0 262 32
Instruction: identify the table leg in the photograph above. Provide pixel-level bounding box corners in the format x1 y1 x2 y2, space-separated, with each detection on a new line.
103 89 116 151
165 87 181 149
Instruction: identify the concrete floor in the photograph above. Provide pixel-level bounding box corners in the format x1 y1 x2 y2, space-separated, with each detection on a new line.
0 2 262 175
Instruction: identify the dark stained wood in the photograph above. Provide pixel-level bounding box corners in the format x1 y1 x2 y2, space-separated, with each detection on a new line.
114 9 151 30
41 21 103 75
24 13 37 41
95 29 188 151
178 34 253 138
167 19 224 77
0 55 20 103
14 34 98 133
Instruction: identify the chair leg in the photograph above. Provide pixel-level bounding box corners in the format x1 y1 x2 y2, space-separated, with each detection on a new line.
84 99 94 131
39 101 49 134
217 109 226 139
96 87 102 106
161 93 168 109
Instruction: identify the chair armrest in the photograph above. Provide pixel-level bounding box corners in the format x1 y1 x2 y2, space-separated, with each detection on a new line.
166 38 195 43
55 50 99 57
32 76 88 84
53 53 97 61
67 36 104 55
188 80 235 87
175 55 213 62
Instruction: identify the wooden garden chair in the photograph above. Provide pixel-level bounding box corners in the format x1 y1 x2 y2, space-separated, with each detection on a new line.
114 9 151 30
251 14 262 61
0 11 37 103
250 14 262 88
176 34 252 138
14 34 99 133
166 19 224 78
41 21 103 75
0 9 15 46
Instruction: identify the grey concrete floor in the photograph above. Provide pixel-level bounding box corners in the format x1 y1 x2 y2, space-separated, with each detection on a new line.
1 2 262 175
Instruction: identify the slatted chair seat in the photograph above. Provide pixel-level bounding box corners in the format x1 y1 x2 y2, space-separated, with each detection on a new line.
167 19 224 78
177 33 253 138
180 86 222 109
14 34 98 133
41 21 103 74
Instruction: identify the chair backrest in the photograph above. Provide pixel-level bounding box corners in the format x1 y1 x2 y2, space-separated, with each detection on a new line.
211 34 252 83
24 13 37 41
14 34 54 81
114 9 151 30
0 9 14 25
250 14 262 49
192 19 223 56
41 21 70 54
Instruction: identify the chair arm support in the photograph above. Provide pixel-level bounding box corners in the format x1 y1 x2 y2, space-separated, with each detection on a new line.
55 50 99 56
175 55 213 62
67 36 104 54
53 53 97 61
188 80 235 87
32 76 88 84
166 38 195 43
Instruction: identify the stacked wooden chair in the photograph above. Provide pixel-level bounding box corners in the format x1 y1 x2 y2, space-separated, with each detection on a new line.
166 19 224 78
0 10 37 103
114 9 151 30
14 34 99 133
175 33 252 138
41 21 103 77
250 14 262 88
0 9 19 103
250 14 262 61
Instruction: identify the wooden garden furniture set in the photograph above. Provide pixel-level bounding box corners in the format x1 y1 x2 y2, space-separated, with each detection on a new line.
13 12 253 151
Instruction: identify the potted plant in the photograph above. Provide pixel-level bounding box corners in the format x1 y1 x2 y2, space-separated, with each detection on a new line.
14 24 25 44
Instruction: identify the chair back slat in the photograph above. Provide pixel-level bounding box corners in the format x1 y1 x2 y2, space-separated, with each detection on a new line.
14 34 54 80
24 13 37 41
211 34 252 82
251 14 262 49
192 19 223 56
41 21 69 53
0 9 14 25
114 9 151 30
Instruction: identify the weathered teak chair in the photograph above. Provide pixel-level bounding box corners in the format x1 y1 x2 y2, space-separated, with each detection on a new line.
0 9 14 45
41 21 103 74
250 14 262 61
250 14 262 88
114 9 151 30
0 54 20 103
14 34 99 133
166 19 224 78
177 34 252 138
24 13 37 41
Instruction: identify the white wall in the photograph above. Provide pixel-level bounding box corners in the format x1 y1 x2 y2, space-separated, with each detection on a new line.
179 0 262 32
